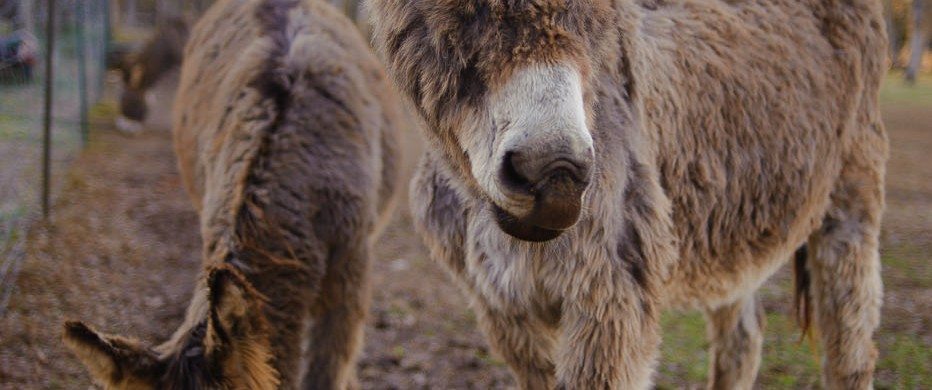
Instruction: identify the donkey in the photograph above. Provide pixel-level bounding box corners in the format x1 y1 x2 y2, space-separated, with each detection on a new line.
370 0 888 388
115 16 189 133
65 0 406 388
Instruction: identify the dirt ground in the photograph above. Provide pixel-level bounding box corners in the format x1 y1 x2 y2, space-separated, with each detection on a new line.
0 76 930 389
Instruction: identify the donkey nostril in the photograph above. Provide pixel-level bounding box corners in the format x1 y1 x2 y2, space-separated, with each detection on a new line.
501 150 592 192
541 158 590 185
501 151 533 190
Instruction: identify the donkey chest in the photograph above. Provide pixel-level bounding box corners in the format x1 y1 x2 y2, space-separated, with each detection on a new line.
462 222 579 313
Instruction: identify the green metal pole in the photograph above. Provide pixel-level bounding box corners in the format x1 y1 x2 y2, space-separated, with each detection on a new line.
75 0 89 145
101 0 111 96
41 0 56 219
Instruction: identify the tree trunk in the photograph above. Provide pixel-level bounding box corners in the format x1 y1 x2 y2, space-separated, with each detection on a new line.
19 0 34 33
886 0 900 67
906 0 928 84
125 0 137 27
110 0 121 33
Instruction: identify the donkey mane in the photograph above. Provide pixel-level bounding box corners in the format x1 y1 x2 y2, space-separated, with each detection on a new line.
160 266 275 390
161 322 220 390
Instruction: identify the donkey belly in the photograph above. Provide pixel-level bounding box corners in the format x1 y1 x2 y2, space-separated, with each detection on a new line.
657 128 843 310
663 238 804 310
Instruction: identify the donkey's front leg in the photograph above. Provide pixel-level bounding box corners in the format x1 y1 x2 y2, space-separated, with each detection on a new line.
704 294 765 390
473 297 558 390
556 285 661 389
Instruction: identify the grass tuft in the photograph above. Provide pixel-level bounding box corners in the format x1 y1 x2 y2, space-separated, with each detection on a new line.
880 72 932 106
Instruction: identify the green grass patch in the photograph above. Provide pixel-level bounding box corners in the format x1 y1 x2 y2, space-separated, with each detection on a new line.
0 203 30 223
876 335 932 389
880 72 932 106
89 101 118 122
658 307 931 388
758 314 821 388
658 311 709 386
882 246 932 288
0 114 35 141
658 311 822 388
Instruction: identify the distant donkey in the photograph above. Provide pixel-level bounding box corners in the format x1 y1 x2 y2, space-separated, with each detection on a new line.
64 0 406 388
114 16 189 133
371 0 888 389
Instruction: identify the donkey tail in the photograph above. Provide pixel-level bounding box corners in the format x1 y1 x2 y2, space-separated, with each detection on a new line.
793 244 814 342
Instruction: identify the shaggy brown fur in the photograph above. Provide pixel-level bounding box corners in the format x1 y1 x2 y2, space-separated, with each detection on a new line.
117 16 189 124
64 265 278 390
64 0 406 388
371 0 888 388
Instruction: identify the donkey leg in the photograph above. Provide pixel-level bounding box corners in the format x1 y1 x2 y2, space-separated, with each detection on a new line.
704 294 765 390
301 243 370 390
556 290 661 389
808 159 884 390
473 299 557 390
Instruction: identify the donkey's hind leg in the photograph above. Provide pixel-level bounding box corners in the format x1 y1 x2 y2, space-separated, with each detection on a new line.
807 156 884 390
704 294 765 390
301 241 370 390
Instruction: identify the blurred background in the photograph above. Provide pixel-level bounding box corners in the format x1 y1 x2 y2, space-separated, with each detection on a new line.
0 0 929 388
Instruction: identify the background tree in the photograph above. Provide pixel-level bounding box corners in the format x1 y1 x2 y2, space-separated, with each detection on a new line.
887 0 905 67
906 0 932 83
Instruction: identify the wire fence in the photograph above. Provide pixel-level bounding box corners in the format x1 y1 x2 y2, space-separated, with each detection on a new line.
0 0 109 312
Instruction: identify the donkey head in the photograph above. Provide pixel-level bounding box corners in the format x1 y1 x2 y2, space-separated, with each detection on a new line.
117 61 149 132
371 0 617 241
63 266 279 390
115 16 188 133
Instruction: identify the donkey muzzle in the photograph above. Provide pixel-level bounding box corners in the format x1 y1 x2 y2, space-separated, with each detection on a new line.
495 150 592 241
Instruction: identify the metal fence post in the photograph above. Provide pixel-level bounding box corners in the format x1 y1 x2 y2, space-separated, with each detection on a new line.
102 0 111 95
75 0 89 145
41 0 56 219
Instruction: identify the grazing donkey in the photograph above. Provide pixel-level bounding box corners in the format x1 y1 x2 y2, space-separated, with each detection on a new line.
371 0 888 388
65 0 406 388
115 16 189 133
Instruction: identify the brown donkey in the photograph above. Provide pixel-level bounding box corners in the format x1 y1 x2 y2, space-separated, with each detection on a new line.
65 0 406 388
371 0 888 388
115 16 189 133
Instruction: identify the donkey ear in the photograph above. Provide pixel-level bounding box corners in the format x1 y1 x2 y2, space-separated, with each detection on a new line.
202 266 280 389
129 63 146 89
204 266 257 350
63 321 161 387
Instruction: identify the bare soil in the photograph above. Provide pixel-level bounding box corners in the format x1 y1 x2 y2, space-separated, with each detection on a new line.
0 92 929 389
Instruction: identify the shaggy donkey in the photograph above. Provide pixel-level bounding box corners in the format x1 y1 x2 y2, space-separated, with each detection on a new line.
115 16 189 133
370 0 888 388
64 0 406 388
